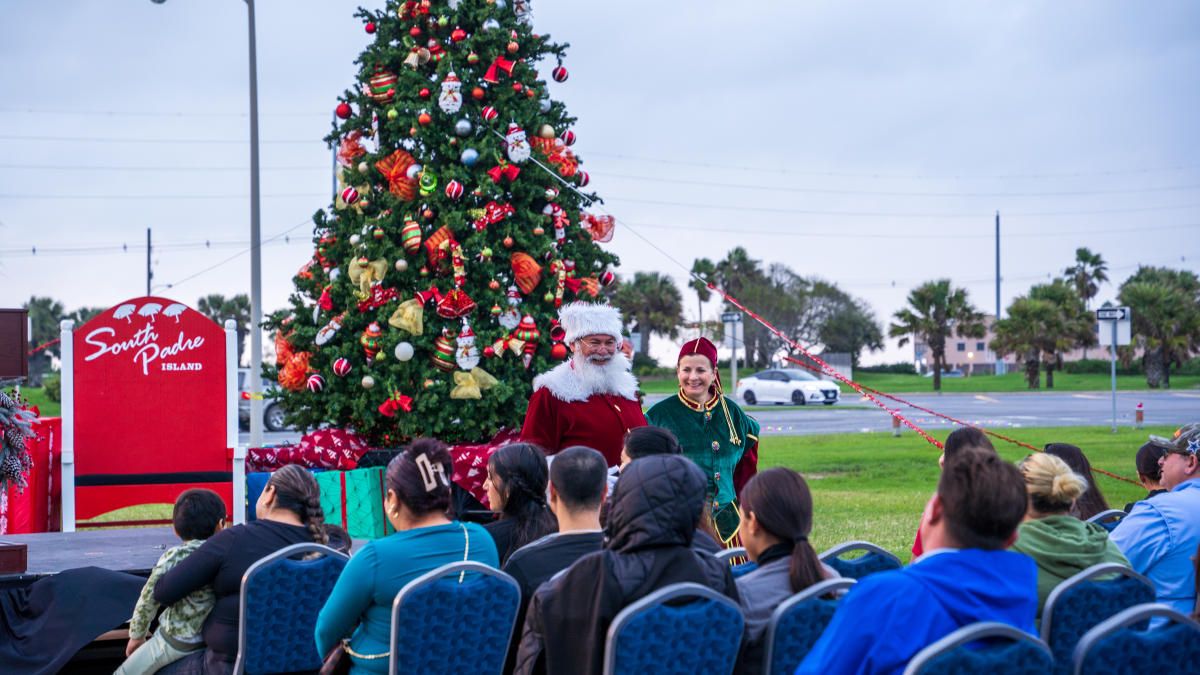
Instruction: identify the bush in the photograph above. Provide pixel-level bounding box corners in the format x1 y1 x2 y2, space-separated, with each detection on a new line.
42 373 61 402
858 362 918 375
1178 357 1200 376
1063 359 1142 376
631 353 669 378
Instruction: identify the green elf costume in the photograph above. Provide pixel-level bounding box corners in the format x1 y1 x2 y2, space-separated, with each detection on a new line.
646 337 760 547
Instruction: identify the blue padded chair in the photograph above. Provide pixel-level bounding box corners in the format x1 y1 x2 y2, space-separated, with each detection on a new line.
903 622 1053 675
1072 603 1200 675
1040 563 1154 675
1085 509 1127 533
730 561 759 579
818 540 902 580
715 547 747 564
763 578 856 675
389 561 521 675
234 543 349 675
244 472 271 521
713 547 757 578
603 582 743 675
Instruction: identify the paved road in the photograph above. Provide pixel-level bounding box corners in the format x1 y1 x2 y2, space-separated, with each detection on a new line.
240 390 1200 446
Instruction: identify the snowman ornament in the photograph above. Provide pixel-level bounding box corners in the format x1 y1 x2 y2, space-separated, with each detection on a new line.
498 284 522 330
456 321 481 370
504 123 531 164
438 72 463 115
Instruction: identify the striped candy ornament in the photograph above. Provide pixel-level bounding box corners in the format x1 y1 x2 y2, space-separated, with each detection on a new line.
306 373 326 392
431 334 457 372
401 218 422 254
444 179 464 200
481 105 499 122
340 186 359 204
333 358 352 377
552 66 569 82
560 129 576 146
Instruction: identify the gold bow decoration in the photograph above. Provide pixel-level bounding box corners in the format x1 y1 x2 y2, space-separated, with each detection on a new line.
348 257 389 297
388 298 424 335
450 368 499 400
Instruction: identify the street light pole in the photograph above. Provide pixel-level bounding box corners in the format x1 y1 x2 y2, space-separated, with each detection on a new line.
245 0 264 449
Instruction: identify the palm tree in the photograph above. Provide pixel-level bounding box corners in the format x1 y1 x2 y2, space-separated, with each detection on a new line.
197 294 252 365
888 280 986 391
610 272 684 357
1028 279 1096 388
689 257 716 330
1063 247 1109 309
991 296 1056 389
1118 267 1200 389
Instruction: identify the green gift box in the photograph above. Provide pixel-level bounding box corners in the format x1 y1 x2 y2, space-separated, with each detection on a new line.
317 467 395 540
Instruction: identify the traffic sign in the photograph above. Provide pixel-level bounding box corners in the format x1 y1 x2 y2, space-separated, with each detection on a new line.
720 312 742 323
1096 307 1128 321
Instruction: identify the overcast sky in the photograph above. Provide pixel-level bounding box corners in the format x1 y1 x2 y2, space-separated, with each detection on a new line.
1 1 1197 365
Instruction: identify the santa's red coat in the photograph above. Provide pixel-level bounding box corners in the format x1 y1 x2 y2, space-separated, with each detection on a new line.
520 387 648 466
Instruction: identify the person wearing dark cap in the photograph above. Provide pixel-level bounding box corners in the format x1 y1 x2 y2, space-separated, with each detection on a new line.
1124 441 1168 512
646 337 760 546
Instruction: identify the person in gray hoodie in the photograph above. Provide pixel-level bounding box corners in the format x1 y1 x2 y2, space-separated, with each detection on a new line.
1010 452 1130 614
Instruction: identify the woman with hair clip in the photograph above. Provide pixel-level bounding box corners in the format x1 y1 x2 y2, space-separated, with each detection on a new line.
647 337 760 546
316 439 498 674
734 468 838 675
483 442 558 564
155 464 327 674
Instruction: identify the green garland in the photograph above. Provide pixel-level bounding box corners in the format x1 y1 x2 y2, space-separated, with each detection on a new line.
0 390 36 492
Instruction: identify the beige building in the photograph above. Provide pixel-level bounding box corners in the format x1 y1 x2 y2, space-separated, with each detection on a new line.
910 315 1113 375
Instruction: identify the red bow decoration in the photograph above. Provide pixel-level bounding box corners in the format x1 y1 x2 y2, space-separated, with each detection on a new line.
414 286 444 306
529 137 578 177
318 285 334 311
473 201 516 232
356 283 399 313
483 56 516 84
378 391 413 417
336 130 367 168
581 213 616 243
487 161 521 183
374 149 418 201
564 276 601 298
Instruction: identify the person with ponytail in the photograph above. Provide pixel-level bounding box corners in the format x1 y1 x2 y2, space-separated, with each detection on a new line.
484 443 558 564
646 337 760 547
316 439 498 673
1010 452 1129 613
154 464 325 672
735 468 837 675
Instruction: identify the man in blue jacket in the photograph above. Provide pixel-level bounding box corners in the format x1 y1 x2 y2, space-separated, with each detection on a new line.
798 447 1038 675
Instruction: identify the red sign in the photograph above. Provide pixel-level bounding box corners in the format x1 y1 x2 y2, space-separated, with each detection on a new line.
72 297 231 521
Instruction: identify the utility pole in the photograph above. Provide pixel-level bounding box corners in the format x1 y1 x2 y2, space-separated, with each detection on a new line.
146 227 152 296
994 211 1005 376
247 0 264 449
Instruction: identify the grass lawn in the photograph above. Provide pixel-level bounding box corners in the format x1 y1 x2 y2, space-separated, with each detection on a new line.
762 425 1168 562
14 386 61 417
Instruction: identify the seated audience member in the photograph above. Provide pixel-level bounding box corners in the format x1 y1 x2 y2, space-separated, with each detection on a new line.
1010 453 1129 614
502 446 608 673
614 425 723 554
798 449 1037 675
735 468 838 675
315 439 499 673
323 523 352 555
514 454 739 675
155 465 327 674
1111 424 1200 619
484 443 558 565
911 427 998 558
1044 443 1111 520
1125 441 1168 512
118 488 226 675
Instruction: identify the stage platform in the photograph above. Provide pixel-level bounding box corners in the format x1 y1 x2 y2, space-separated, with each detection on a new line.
1 527 177 589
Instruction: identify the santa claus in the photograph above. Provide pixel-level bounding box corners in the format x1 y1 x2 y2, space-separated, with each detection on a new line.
519 302 647 466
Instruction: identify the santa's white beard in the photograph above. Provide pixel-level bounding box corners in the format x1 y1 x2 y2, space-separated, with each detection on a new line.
571 350 633 395
507 141 531 163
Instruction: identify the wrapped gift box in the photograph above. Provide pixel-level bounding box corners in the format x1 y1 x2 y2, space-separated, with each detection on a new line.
316 467 395 540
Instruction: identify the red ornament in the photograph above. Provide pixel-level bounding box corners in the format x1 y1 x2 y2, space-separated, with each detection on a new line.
600 270 615 286
481 105 499 122
525 87 536 99
409 26 422 38
577 171 590 187
419 87 431 99
418 112 432 126
365 22 377 34
340 186 359 204
551 342 568 360
506 41 520 54
451 26 467 42
306 373 325 392
335 102 352 119
503 236 514 248
560 130 576 146
333 358 352 377
489 279 501 290
467 51 480 65
472 87 485 101
552 66 569 82
444 179 464 200
512 82 523 93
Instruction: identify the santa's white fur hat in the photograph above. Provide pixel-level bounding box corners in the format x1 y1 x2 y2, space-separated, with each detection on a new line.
559 301 624 344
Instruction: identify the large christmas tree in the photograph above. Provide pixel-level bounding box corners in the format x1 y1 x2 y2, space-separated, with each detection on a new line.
268 0 619 445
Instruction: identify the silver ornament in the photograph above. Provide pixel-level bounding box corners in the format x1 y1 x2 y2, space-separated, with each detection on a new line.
454 118 473 136
460 148 480 166
495 0 507 9
406 164 423 179
482 18 500 31
539 99 552 113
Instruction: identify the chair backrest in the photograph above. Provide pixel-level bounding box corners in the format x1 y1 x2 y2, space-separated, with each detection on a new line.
603 582 744 675
715 547 748 564
1072 603 1200 675
235 543 349 675
818 540 902 580
1040 563 1154 674
903 622 1053 675
389 561 521 675
763 578 856 675
731 561 759 578
1085 509 1127 532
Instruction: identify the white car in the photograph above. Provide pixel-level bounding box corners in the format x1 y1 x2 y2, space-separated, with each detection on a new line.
735 369 840 406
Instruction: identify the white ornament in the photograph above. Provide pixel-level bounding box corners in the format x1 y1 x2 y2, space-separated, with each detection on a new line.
499 309 520 331
438 72 463 115
328 268 341 281
394 341 415 361
315 315 343 346
349 234 361 245
361 375 376 389
394 259 409 272
504 124 531 164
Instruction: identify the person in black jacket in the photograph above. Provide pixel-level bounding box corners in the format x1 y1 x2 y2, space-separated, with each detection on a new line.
514 453 739 675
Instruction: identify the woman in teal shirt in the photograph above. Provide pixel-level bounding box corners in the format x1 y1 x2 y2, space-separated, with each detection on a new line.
315 439 499 673
646 337 759 546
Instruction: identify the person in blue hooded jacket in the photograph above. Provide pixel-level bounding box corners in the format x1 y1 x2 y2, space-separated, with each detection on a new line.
797 447 1038 675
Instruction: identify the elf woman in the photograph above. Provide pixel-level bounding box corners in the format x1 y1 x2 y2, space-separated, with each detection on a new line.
646 337 760 547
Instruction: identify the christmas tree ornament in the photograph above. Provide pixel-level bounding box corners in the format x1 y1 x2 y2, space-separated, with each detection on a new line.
336 130 367 167
513 314 541 369
394 341 415 361
417 111 432 126
507 40 520 54
409 25 422 38
482 18 500 31
365 21 376 33
361 375 376 389
349 233 362 245
550 342 568 360
418 170 438 195
514 0 532 23
394 258 409 272
400 217 423 254
504 123 531 163
348 257 388 296
600 270 616 286
373 225 385 240
378 391 414 417
450 26 467 42
560 129 576 146
467 51 481 65
423 378 437 389
539 99 552 113
306 373 326 392
365 66 398 103
577 171 590 187
479 246 494 261
512 82 524 93
387 108 399 120
489 279 501 290
487 160 520 183
436 287 477 319
431 332 457 372
437 14 449 26
419 87 431 99
454 118 473 136
427 39 445 62
502 235 514 248
481 105 499 122
336 102 353 119
460 148 480 166
409 126 419 136
444 179 464 200
389 298 424 335
455 322 481 370
315 313 346 347
552 66 569 82
333 358 353 377
360 322 384 362
438 72 463 114
538 124 555 139
471 86 486 100
375 149 419 201
484 56 516 84
532 225 545 236
495 0 508 9
450 367 498 400
510 252 543 294
582 213 615 242
357 161 369 173
544 186 560 200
